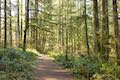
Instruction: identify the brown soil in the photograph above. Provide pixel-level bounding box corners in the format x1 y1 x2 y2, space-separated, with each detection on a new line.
34 55 76 80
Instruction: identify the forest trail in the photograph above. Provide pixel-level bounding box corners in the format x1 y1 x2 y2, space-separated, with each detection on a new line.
34 54 76 80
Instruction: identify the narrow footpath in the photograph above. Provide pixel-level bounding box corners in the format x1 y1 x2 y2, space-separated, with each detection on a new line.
34 55 76 80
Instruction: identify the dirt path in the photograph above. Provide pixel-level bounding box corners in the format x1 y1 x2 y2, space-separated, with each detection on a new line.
34 55 76 80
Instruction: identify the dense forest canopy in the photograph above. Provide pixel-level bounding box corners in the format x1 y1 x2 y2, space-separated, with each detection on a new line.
0 0 120 80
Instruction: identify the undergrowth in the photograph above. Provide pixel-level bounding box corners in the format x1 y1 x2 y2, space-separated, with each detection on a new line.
0 48 37 80
48 51 120 80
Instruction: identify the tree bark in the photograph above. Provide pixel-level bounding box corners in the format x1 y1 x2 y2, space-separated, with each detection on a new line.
101 0 109 61
113 0 120 65
4 0 7 48
35 0 38 50
93 0 100 59
84 0 90 59
20 0 23 43
0 0 1 46
17 0 20 47
23 0 29 51
9 0 12 46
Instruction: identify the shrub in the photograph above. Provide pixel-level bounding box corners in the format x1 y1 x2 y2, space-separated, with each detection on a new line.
54 53 101 77
0 48 37 80
100 62 120 79
50 52 120 80
72 57 101 77
55 53 75 68
90 74 119 80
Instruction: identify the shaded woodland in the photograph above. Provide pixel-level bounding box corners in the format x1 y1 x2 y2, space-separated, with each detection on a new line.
0 0 120 80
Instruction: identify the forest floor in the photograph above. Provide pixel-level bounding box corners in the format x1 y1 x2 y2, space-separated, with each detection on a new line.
34 54 76 80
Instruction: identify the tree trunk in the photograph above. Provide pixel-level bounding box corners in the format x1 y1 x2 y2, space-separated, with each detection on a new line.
20 0 23 43
84 0 90 59
23 0 29 51
101 0 109 61
113 0 120 65
9 0 12 46
0 0 1 46
4 0 7 48
35 0 38 50
17 0 20 47
93 0 100 59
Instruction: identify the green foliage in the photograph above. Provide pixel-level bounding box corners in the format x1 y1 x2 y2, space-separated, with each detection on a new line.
90 74 118 80
0 48 37 80
73 57 100 77
51 52 120 80
54 53 75 68
47 51 60 58
54 53 100 77
100 62 120 78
